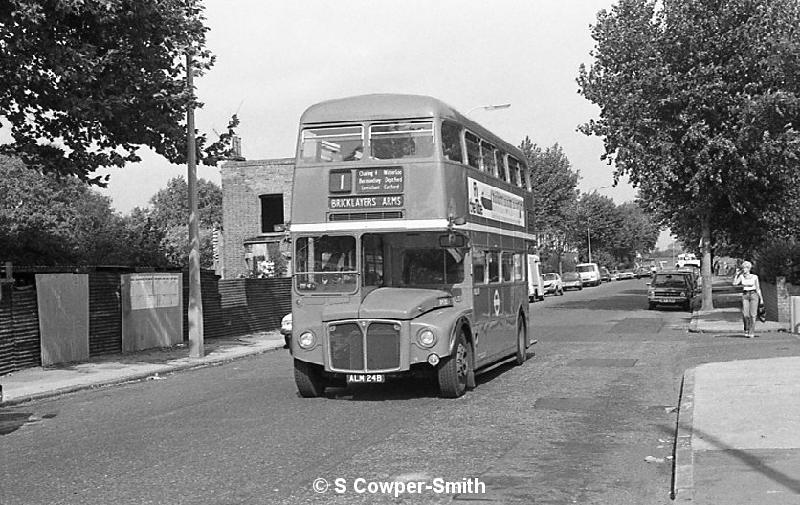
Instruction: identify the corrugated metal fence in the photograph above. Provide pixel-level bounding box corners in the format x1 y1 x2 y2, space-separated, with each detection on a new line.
0 284 42 375
219 278 292 337
0 270 292 376
89 272 122 356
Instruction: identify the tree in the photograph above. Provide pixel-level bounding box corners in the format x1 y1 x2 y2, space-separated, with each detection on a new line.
577 0 800 309
519 138 580 232
146 176 221 268
0 0 215 184
613 201 661 265
570 192 622 265
0 155 129 264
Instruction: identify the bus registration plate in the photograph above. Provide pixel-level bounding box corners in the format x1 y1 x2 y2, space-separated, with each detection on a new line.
347 374 385 383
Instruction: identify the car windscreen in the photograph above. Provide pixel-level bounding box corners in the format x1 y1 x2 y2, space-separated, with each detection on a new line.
653 274 688 288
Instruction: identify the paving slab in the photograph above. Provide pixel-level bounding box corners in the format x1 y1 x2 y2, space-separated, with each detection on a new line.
674 357 800 504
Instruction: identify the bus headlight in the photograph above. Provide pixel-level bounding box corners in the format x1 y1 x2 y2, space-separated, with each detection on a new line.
417 328 437 348
298 331 316 349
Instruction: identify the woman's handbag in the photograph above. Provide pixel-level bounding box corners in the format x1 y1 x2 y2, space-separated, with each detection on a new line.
757 302 767 322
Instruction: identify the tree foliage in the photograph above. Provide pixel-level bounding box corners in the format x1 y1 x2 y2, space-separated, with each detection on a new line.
519 138 580 232
0 155 129 264
0 156 221 268
142 176 221 268
577 0 800 306
570 192 622 264
0 0 216 184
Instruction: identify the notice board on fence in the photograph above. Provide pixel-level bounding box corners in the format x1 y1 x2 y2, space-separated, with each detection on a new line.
121 273 183 352
36 273 90 366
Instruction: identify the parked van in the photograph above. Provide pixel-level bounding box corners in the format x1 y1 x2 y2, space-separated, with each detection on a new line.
576 262 601 287
527 254 545 302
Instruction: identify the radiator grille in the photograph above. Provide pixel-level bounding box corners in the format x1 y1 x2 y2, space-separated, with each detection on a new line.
366 322 401 370
328 320 401 372
329 323 364 370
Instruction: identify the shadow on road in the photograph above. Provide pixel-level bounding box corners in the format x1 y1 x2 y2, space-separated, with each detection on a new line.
317 352 533 401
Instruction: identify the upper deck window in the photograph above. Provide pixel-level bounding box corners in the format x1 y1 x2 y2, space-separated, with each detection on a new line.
480 141 497 175
300 125 363 163
496 150 508 182
508 157 522 187
465 132 481 169
441 121 463 162
369 121 434 160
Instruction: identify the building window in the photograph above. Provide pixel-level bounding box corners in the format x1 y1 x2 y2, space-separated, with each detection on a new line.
260 194 284 233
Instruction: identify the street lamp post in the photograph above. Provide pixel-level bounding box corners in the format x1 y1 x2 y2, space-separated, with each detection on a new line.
587 225 592 263
583 185 610 264
465 103 511 116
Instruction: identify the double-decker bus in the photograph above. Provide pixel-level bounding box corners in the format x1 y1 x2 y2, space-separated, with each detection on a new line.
289 94 536 398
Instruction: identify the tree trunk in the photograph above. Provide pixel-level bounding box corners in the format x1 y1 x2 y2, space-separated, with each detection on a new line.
700 213 714 311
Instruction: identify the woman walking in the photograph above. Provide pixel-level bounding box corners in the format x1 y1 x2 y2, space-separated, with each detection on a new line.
732 261 762 338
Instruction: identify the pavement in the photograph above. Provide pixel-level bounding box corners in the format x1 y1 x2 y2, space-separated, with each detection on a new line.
0 331 286 406
2 276 799 504
675 276 800 504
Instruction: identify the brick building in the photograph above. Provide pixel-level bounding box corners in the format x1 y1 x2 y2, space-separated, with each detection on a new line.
220 158 295 279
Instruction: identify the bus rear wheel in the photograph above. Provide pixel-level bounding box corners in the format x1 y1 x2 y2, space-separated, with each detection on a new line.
438 330 472 398
294 359 326 398
515 318 527 365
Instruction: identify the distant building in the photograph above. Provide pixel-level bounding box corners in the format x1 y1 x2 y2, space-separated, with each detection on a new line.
220 158 294 279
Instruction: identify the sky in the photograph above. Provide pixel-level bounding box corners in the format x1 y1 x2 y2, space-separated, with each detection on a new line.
95 0 673 247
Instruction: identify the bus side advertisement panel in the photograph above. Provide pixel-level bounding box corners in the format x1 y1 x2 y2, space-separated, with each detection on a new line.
467 177 524 227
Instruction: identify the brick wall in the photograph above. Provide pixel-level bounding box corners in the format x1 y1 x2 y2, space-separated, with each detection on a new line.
762 277 800 323
221 158 295 279
776 277 800 323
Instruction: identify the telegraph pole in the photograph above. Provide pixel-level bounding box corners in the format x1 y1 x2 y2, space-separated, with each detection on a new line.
186 51 204 358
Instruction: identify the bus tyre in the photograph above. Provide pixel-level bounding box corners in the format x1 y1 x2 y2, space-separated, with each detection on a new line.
515 318 527 365
438 330 472 398
294 359 326 398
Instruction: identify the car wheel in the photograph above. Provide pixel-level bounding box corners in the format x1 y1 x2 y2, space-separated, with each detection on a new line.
648 302 657 310
558 287 564 296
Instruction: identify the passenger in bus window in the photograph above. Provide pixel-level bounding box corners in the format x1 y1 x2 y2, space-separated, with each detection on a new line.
344 145 363 161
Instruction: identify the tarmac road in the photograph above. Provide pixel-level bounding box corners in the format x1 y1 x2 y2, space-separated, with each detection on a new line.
2 278 798 504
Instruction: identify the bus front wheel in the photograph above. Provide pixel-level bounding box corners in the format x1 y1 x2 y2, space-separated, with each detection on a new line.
438 330 472 398
294 359 326 398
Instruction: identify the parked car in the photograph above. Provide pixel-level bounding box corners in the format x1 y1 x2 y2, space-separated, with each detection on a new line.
542 273 564 296
618 269 636 280
561 271 583 291
610 269 620 281
576 262 601 286
677 265 702 290
280 312 292 349
647 270 696 311
634 267 651 278
599 267 612 283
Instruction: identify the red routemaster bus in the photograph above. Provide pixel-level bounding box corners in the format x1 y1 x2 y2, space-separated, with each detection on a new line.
289 94 536 398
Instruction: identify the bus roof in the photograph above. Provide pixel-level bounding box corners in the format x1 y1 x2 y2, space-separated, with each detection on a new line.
300 94 526 161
